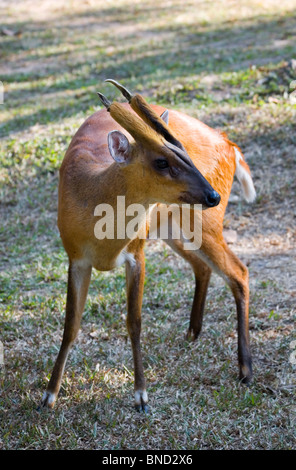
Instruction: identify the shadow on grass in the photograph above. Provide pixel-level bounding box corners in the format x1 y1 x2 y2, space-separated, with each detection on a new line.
1 6 296 137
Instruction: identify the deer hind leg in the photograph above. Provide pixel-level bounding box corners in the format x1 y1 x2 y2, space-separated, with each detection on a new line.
41 259 92 408
199 235 252 383
164 237 211 341
166 234 252 384
125 241 148 412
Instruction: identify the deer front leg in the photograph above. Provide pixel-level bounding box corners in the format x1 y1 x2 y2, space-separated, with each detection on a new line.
125 243 147 412
41 260 92 408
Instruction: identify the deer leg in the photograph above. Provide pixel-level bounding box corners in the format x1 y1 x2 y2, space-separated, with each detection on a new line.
41 260 92 408
125 243 147 412
187 262 211 341
164 237 211 341
166 232 252 384
199 235 252 384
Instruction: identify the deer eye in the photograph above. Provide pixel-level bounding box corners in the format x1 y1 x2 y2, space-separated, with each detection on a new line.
155 159 169 169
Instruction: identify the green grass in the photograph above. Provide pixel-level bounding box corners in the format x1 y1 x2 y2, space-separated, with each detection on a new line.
0 0 296 450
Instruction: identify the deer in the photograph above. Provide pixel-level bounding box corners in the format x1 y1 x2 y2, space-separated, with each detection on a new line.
40 79 256 412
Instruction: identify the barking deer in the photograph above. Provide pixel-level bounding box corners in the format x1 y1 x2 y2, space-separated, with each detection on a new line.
41 80 255 411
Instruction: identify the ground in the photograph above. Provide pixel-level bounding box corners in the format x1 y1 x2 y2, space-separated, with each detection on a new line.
0 0 295 450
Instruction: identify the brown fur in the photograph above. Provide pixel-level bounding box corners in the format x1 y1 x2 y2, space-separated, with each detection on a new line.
109 101 164 149
41 96 254 410
130 94 183 149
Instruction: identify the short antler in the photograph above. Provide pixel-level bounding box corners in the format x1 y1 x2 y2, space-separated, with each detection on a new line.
97 86 163 149
105 79 133 102
97 92 111 110
105 79 185 151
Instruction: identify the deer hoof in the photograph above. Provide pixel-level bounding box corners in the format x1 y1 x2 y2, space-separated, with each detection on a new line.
134 390 149 413
39 391 56 409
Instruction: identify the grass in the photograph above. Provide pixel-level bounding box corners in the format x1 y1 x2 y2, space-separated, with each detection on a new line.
0 0 296 450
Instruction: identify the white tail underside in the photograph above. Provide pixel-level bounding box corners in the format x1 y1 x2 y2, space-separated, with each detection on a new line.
234 148 256 203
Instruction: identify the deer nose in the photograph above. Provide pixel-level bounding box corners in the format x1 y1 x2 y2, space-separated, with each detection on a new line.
205 190 220 207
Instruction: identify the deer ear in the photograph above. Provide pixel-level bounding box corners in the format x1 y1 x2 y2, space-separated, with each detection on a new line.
160 109 169 125
108 131 131 163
